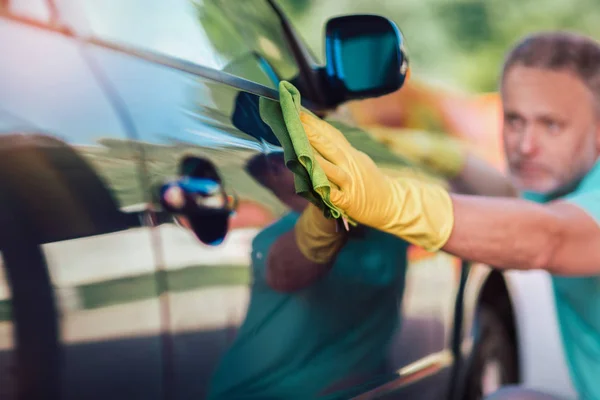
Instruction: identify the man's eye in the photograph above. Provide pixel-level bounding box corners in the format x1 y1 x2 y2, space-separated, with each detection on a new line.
506 116 524 130
546 121 561 134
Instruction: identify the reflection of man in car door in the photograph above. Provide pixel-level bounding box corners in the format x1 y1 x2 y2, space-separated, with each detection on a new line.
299 32 600 400
206 151 408 400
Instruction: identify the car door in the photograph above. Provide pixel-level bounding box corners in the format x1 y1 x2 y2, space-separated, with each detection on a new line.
0 2 165 399
66 0 464 399
316 119 464 399
64 1 286 398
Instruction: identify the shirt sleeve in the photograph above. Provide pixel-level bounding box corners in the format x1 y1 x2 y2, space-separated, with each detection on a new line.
563 189 600 225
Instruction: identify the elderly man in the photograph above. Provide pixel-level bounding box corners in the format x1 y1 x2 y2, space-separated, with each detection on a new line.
282 31 600 400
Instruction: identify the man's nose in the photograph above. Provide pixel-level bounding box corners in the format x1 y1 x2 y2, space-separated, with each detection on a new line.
518 127 540 156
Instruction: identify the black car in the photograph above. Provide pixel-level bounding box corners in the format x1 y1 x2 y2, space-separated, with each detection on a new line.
0 1 520 399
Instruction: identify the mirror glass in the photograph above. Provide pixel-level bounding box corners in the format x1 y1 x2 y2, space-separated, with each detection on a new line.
338 33 401 93
325 15 408 99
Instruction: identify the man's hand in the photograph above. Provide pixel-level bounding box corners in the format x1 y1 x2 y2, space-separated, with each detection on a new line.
294 203 347 264
300 112 454 252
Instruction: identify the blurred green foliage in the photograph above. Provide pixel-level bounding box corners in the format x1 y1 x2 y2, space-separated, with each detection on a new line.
277 0 600 92
195 0 299 81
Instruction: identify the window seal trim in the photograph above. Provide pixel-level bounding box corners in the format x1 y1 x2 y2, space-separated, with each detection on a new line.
0 13 326 112
84 36 325 113
0 10 71 35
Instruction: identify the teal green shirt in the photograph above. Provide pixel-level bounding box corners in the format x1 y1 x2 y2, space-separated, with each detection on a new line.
523 160 600 400
207 212 408 400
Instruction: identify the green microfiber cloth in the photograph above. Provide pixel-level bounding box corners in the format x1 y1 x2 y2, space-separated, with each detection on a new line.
259 81 356 226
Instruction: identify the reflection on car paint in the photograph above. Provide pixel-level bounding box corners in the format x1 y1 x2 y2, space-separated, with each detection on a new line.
0 2 467 399
0 14 162 400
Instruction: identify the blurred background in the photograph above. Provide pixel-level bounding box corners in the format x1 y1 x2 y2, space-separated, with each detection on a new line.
278 0 600 92
271 0 600 169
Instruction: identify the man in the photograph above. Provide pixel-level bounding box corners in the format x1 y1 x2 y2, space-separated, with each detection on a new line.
290 31 600 400
206 151 409 400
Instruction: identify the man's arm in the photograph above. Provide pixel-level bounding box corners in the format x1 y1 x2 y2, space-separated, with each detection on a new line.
362 126 516 197
444 194 600 275
266 205 348 292
449 153 518 197
266 230 336 292
298 111 600 275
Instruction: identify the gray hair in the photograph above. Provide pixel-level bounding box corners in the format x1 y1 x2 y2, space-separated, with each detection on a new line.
502 31 600 107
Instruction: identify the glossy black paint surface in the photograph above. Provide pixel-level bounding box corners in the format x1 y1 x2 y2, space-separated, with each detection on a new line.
0 1 473 399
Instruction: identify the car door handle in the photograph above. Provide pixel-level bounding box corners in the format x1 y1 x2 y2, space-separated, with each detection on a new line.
159 177 237 216
156 156 238 245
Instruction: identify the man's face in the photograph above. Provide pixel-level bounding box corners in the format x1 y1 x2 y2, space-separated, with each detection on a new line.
501 66 600 194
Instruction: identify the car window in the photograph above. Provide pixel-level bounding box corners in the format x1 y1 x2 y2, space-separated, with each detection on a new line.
0 0 53 22
80 0 299 88
210 0 299 81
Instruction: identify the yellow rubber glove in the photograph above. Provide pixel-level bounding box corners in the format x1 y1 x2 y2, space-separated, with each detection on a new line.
365 126 467 179
300 112 454 252
294 203 347 264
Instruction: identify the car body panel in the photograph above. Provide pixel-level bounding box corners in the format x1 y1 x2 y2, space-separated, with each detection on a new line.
0 13 165 400
85 36 460 396
504 270 576 398
0 1 495 399
459 264 576 399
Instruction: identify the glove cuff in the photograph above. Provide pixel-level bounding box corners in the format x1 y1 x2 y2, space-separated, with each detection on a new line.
294 204 347 264
385 177 455 252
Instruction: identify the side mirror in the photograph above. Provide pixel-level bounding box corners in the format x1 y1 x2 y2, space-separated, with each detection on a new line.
323 15 409 104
